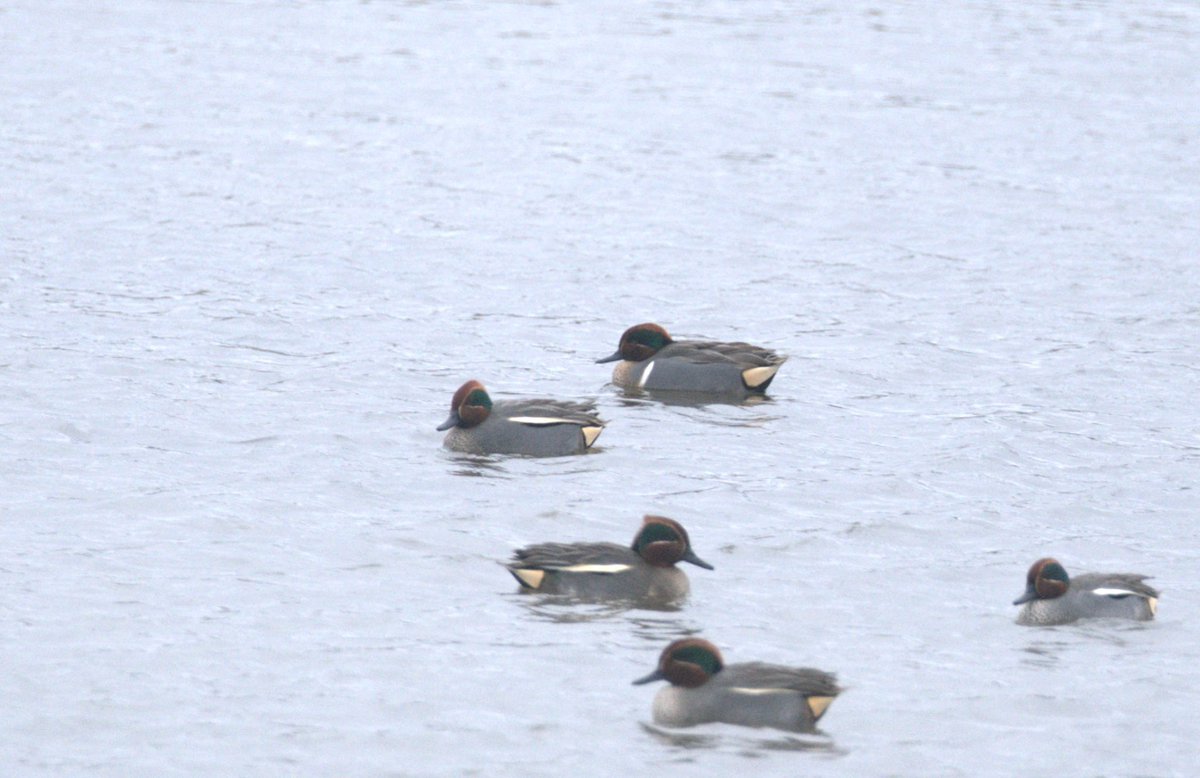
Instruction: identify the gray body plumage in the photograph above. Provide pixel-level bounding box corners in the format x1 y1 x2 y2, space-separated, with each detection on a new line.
1016 572 1159 626
651 663 840 731
507 542 690 602
612 340 785 397
442 398 603 456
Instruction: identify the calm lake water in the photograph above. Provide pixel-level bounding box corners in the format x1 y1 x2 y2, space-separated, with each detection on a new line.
3 1 1199 775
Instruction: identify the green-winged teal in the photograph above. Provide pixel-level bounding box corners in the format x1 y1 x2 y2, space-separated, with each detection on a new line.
1013 557 1159 626
437 380 604 456
633 638 840 731
597 323 786 397
506 515 712 602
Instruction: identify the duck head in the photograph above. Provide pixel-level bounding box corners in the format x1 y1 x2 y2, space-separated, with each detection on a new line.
597 323 673 364
633 637 723 688
1013 557 1070 604
437 379 493 431
631 515 713 570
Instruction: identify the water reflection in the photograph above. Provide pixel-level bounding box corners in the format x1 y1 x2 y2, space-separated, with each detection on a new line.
626 615 704 644
511 593 697 624
683 410 785 430
611 391 783 429
445 452 606 478
1019 620 1156 666
611 386 777 408
1073 620 1157 644
446 453 510 478
637 722 842 755
1019 638 1068 668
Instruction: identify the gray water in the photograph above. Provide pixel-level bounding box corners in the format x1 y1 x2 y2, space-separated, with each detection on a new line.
3 1 1199 775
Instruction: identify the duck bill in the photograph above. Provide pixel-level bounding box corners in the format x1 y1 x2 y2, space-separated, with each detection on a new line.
595 350 623 364
632 669 666 686
683 549 715 571
436 411 460 431
1012 585 1037 606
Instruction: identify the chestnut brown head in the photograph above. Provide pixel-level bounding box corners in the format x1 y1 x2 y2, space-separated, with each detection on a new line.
632 637 724 688
436 380 493 431
630 515 713 570
1013 557 1070 605
596 323 673 364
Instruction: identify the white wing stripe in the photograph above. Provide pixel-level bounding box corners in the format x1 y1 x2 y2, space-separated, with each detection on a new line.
559 563 631 575
507 416 582 426
638 361 655 388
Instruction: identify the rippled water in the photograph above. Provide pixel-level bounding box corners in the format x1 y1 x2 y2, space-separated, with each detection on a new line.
3 1 1199 775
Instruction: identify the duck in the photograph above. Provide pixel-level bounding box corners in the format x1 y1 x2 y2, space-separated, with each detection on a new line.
597 323 786 398
505 515 712 603
1013 557 1159 625
437 379 604 456
633 637 840 731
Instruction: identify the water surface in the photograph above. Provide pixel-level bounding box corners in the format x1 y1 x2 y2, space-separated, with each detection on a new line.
3 1 1199 775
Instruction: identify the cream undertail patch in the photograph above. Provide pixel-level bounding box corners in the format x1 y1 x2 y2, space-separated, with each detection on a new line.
742 364 780 389
512 568 545 589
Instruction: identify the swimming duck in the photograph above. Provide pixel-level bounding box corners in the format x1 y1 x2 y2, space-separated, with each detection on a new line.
505 515 713 602
1013 557 1159 625
633 637 841 731
597 323 786 397
437 379 604 456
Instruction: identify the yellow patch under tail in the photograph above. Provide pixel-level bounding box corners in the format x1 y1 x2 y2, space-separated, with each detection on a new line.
512 569 545 589
807 695 835 720
742 364 781 389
